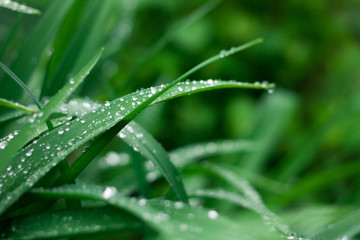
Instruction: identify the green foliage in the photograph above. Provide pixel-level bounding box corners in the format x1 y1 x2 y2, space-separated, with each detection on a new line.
0 0 359 239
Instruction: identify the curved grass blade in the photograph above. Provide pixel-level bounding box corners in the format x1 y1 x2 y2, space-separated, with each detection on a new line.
0 98 37 114
52 79 271 189
0 62 42 109
0 206 145 239
31 184 265 240
0 48 103 171
169 138 254 169
0 0 74 100
145 138 255 183
0 0 41 15
0 40 262 214
120 122 188 203
152 79 274 105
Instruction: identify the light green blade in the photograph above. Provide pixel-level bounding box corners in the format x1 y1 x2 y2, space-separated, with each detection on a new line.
120 122 188 203
0 0 40 15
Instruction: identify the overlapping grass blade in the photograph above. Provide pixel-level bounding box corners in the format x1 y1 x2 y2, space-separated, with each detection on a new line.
144 138 256 184
120 122 188 202
47 0 114 96
0 206 145 239
0 0 74 101
30 184 268 240
0 49 103 171
0 0 40 15
0 98 37 114
0 39 262 214
52 80 271 190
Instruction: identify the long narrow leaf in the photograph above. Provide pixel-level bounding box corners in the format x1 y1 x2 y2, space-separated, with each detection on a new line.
0 62 42 109
0 0 40 15
120 122 188 202
0 98 37 114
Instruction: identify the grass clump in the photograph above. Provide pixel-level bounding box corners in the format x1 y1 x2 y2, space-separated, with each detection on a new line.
0 1 359 240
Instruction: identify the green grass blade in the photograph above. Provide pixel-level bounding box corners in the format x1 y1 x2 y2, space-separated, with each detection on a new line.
173 38 263 86
128 148 151 198
0 0 41 15
125 1 219 87
31 184 265 240
144 138 256 183
0 0 74 101
120 122 188 203
0 62 42 109
168 139 255 168
0 206 145 239
0 49 103 172
47 0 114 96
0 98 37 114
52 80 270 190
152 79 274 105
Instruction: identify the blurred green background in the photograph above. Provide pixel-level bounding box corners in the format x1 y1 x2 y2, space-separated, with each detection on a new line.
1 0 360 208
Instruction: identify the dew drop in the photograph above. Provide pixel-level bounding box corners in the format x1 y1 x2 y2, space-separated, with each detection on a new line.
207 210 218 219
58 129 64 135
0 141 7 149
102 186 117 199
